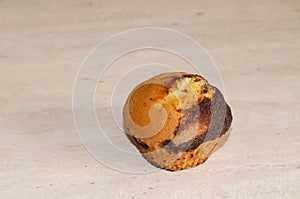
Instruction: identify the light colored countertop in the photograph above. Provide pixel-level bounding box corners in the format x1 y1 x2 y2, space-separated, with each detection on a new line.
1 0 299 198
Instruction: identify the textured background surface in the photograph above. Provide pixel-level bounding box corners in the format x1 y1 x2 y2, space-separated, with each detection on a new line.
1 0 299 198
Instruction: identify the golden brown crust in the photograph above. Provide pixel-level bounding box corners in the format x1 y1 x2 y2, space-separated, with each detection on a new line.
123 72 233 171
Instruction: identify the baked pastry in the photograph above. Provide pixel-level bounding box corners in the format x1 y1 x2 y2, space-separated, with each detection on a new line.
123 72 232 171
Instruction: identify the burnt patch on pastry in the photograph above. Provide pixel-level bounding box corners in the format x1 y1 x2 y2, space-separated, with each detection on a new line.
163 89 232 153
223 104 232 133
203 88 232 141
183 74 205 82
171 98 210 137
182 74 196 78
188 134 207 151
198 97 212 122
166 74 204 88
165 75 185 88
162 139 171 147
172 123 181 136
182 89 188 93
184 105 201 123
193 78 202 82
180 106 200 127
201 87 209 94
127 135 150 150
163 133 206 153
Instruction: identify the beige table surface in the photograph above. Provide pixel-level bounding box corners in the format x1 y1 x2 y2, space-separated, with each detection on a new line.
1 0 300 198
